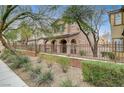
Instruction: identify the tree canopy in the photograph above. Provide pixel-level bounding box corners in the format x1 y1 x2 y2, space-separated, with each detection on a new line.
0 5 56 54
62 5 106 57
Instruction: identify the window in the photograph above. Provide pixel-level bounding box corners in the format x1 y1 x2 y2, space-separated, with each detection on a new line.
113 39 123 52
115 13 122 25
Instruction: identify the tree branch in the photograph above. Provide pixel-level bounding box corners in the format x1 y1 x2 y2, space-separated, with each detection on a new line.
2 12 33 32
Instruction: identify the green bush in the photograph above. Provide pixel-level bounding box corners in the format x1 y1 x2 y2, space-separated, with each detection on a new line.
23 63 32 71
79 50 86 56
0 49 12 60
36 70 54 86
29 67 42 79
101 52 115 60
10 56 30 69
60 78 77 87
82 61 124 87
57 57 70 73
38 53 56 68
5 55 17 63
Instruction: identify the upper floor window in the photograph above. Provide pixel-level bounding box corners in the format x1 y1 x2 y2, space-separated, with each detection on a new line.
115 13 122 25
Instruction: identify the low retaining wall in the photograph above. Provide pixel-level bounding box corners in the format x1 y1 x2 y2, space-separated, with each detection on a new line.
17 50 110 68
70 58 81 68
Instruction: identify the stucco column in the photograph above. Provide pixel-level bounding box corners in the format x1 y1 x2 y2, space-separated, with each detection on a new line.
67 41 71 55
56 44 60 54
56 40 60 54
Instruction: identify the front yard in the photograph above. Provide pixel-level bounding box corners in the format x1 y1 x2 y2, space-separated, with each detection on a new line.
1 49 124 87
13 56 93 87
0 49 93 87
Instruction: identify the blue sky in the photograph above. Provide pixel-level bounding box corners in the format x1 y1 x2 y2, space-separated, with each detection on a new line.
32 5 122 37
99 5 121 36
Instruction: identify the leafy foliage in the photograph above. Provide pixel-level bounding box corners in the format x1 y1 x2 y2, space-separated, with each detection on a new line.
79 50 86 56
0 5 55 54
5 30 18 42
57 57 70 73
62 6 106 57
29 66 42 79
29 66 54 86
10 56 30 69
0 49 30 69
60 78 77 87
36 70 54 86
23 63 32 71
101 52 115 60
63 6 94 31
19 22 33 42
38 53 56 68
0 49 13 60
82 61 124 87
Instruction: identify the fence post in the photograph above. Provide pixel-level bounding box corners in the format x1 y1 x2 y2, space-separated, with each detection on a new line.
114 42 117 63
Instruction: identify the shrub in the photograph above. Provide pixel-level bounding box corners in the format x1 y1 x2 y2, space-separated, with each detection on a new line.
29 67 42 79
5 55 17 63
82 60 124 87
23 63 32 71
101 52 115 60
60 78 77 87
38 53 56 68
10 56 30 69
36 70 54 86
79 50 86 56
0 49 12 60
57 57 70 73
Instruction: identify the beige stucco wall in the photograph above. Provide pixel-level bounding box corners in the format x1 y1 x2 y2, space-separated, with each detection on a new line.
110 13 124 38
111 25 124 38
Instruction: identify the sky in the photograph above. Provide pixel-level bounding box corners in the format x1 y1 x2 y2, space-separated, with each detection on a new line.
32 5 122 39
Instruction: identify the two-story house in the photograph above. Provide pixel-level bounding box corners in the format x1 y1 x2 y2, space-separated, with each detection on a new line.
25 21 92 56
108 6 124 53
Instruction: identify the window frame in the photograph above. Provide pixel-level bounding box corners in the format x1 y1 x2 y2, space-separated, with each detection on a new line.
113 38 124 52
114 12 122 25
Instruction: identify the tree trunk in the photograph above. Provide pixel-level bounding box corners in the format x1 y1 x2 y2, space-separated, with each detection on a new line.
25 37 28 46
0 34 17 55
34 38 37 56
76 21 98 57
92 47 98 57
85 35 98 57
92 41 98 57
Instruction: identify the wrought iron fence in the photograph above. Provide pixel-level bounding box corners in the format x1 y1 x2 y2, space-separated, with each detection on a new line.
14 43 124 63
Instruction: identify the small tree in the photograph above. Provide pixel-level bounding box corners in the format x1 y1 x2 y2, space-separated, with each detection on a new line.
4 30 18 47
62 6 106 57
0 5 35 54
19 22 32 45
0 5 56 55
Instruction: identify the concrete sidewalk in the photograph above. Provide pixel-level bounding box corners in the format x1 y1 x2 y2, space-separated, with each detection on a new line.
0 60 28 87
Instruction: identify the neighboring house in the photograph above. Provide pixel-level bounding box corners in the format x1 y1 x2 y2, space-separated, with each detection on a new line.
98 32 111 45
108 6 124 52
24 21 92 56
98 37 109 45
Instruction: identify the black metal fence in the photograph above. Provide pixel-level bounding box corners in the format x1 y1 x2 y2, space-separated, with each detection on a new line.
15 43 124 63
